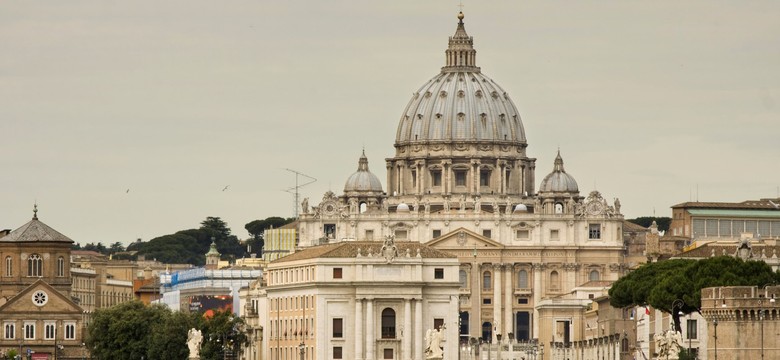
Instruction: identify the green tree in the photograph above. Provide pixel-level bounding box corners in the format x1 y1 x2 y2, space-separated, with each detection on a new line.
201 217 232 238
610 256 780 332
199 311 248 360
244 216 295 256
86 301 171 359
627 217 672 232
109 241 125 254
147 311 197 360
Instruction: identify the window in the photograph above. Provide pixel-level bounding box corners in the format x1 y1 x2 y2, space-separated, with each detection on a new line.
332 318 343 338
482 271 491 290
4 323 14 340
516 230 529 240
589 224 601 239
381 308 396 339
455 170 467 186
517 270 528 288
24 322 35 340
459 312 469 337
411 170 417 188
554 203 563 214
621 338 629 352
482 229 492 238
384 349 393 359
333 346 343 359
482 298 492 305
550 229 559 241
57 256 65 277
332 268 343 279
434 268 444 279
550 271 560 290
480 170 490 186
365 230 374 240
459 270 468 288
517 298 529 305
481 322 492 342
516 312 530 341
395 229 408 239
324 224 336 239
686 319 697 339
433 318 444 330
432 229 441 238
44 323 55 340
589 270 600 281
28 254 42 277
431 170 442 186
5 256 11 277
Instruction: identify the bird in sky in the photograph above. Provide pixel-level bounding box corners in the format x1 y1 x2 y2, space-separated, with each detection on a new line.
222 185 230 191
126 189 130 193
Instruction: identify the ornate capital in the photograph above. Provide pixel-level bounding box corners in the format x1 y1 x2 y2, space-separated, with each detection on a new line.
531 263 546 271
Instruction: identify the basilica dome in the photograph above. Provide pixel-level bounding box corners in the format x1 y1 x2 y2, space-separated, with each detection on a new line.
539 151 579 194
344 151 383 194
395 13 526 145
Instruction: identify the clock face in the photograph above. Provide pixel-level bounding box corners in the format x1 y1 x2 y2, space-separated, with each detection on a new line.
322 201 337 216
586 202 603 215
32 290 48 307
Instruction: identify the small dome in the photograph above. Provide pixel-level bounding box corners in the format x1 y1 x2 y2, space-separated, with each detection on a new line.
397 203 410 212
513 204 528 212
344 151 383 194
539 151 579 193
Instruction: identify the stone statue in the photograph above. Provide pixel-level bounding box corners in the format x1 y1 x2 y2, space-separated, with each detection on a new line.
491 199 499 214
423 199 431 214
474 196 481 213
187 328 203 359
424 325 445 359
459 195 466 212
505 198 513 215
614 198 621 214
301 198 309 214
443 197 451 213
349 198 358 214
654 324 683 359
412 199 420 213
380 235 399 263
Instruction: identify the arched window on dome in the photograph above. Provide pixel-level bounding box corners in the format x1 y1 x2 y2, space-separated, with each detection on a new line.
549 271 560 290
555 203 563 214
359 202 367 214
27 254 42 277
482 271 492 291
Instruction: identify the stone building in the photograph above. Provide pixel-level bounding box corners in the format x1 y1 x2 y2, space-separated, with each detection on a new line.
0 208 86 359
296 12 627 358
701 285 779 360
260 238 460 360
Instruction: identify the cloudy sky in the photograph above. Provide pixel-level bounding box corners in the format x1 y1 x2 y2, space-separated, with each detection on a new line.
2 1 778 245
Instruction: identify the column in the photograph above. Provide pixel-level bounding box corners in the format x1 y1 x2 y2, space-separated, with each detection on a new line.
504 264 513 338
356 298 364 360
366 299 375 360
387 161 394 196
414 299 424 360
532 263 543 339
520 163 526 196
493 263 502 343
404 299 412 360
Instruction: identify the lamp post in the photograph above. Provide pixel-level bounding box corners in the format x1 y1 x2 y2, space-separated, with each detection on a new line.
496 333 502 360
713 319 718 360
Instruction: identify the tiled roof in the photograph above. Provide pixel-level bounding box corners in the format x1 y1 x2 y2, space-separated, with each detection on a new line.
272 241 456 264
0 218 73 243
622 221 650 233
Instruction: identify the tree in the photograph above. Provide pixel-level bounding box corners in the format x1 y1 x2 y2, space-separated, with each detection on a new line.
132 217 246 266
109 241 125 254
201 217 232 238
244 216 295 256
86 301 172 359
147 310 198 360
198 310 248 360
627 217 672 232
610 256 780 332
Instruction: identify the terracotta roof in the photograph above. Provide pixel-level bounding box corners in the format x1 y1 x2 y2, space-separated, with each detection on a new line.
672 199 780 210
622 221 650 233
272 241 456 264
0 218 73 243
280 220 298 230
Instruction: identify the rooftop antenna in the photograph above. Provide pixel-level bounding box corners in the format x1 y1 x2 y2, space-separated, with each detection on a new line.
284 169 316 218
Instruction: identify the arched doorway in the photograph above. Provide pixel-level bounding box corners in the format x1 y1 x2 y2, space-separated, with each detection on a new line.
381 308 396 339
481 322 492 342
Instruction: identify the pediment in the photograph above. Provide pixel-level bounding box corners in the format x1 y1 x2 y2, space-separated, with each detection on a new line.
0 279 83 314
424 227 504 249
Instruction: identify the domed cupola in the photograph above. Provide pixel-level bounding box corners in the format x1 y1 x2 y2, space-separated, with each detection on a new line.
344 150 383 195
539 151 579 194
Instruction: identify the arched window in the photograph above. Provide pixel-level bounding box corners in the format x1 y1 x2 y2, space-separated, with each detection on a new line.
459 270 468 288
589 270 600 282
482 271 492 290
5 256 11 277
57 257 65 277
621 338 629 352
517 270 528 289
381 308 396 339
481 322 492 342
555 203 563 214
27 254 42 277
550 271 560 290
360 202 367 213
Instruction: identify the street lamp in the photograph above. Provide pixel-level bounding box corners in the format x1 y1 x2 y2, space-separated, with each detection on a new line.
713 319 718 360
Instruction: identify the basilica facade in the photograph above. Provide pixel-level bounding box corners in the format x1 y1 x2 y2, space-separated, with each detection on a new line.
296 12 627 359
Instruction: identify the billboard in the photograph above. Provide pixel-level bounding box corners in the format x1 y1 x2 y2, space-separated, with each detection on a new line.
188 295 232 317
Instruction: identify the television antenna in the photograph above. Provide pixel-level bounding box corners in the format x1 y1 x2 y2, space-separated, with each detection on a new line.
284 169 316 218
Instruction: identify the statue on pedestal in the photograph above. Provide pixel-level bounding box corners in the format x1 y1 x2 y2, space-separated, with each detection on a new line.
424 324 445 359
654 323 683 359
187 328 203 359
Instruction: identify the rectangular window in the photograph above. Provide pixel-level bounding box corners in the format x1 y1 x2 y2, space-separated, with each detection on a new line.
44 323 55 340
516 230 529 240
395 229 408 239
482 298 492 305
431 170 442 186
384 349 393 359
432 230 441 238
3 323 14 340
332 268 343 279
324 224 336 239
434 268 444 279
517 298 529 305
411 170 417 188
5 256 11 277
333 346 343 359
24 323 35 340
365 230 374 240
433 318 445 330
332 318 343 338
482 229 492 238
687 319 697 339
480 170 490 187
588 224 601 239
455 170 467 186
550 229 559 241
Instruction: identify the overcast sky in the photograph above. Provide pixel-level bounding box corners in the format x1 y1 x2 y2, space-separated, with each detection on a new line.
2 1 778 245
